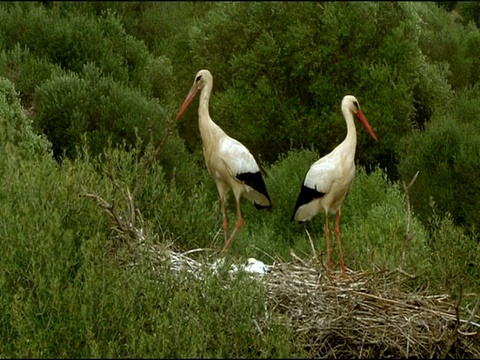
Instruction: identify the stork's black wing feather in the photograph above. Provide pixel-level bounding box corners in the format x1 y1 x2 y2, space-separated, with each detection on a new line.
291 184 325 221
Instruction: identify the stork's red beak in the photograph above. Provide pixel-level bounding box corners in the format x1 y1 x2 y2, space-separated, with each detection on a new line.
355 110 378 141
176 85 199 121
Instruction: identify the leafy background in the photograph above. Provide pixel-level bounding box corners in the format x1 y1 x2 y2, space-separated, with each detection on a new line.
0 2 479 357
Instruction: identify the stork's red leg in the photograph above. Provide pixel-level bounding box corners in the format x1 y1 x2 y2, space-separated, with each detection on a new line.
221 195 244 253
325 212 332 277
219 193 228 245
335 209 346 276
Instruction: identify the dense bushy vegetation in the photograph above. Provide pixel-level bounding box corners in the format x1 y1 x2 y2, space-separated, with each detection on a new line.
0 2 478 357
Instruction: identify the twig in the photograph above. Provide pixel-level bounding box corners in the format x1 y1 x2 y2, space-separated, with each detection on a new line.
401 171 419 270
252 318 266 343
181 248 210 256
441 285 463 358
252 245 277 264
209 228 222 250
127 187 136 229
464 298 480 328
305 228 318 262
395 267 417 279
81 193 128 234
290 249 310 267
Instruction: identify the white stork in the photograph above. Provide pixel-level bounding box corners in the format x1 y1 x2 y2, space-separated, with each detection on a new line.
176 69 272 253
291 95 377 277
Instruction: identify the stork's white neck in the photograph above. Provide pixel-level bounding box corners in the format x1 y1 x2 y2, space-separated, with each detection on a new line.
337 101 358 161
198 80 212 121
197 77 224 146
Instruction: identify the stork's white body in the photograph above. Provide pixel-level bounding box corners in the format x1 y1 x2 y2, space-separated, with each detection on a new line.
291 95 377 276
198 103 268 209
176 70 272 253
293 132 357 222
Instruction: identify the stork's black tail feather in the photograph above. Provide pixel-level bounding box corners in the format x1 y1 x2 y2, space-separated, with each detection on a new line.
254 202 272 212
236 171 272 210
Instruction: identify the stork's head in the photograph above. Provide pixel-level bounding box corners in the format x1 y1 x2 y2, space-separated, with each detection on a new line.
342 95 378 141
193 69 212 88
176 69 213 121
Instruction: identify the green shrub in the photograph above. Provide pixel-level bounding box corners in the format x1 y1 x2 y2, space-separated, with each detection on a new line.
34 64 200 192
177 2 456 182
417 2 480 89
426 209 480 297
0 77 51 157
0 44 63 108
0 3 149 86
0 117 113 357
125 265 303 358
132 55 176 101
457 2 480 28
0 140 301 358
342 167 430 274
34 72 90 159
94 142 219 251
397 88 480 234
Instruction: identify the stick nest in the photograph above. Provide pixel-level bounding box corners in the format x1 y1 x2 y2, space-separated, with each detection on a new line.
139 238 480 359
264 254 480 358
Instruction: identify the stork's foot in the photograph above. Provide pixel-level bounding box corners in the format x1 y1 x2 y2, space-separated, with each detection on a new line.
326 269 348 282
216 246 229 256
220 241 233 255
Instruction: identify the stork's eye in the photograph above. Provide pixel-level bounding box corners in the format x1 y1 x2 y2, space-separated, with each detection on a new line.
353 101 359 110
195 75 203 82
